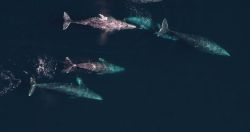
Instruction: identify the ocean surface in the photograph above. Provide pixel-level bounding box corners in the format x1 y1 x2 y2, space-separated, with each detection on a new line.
0 0 249 132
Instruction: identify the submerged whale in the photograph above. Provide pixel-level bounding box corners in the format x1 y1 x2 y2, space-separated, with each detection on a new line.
28 77 103 101
156 18 230 56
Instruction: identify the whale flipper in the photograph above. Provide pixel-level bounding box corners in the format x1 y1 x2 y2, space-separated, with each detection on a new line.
99 14 108 21
98 58 106 62
76 77 86 88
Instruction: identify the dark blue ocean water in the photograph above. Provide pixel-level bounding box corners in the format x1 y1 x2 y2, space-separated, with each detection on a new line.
0 0 250 132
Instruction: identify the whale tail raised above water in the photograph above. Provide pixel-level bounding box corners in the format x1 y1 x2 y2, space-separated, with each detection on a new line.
63 12 72 30
62 57 77 74
156 18 169 37
28 77 37 96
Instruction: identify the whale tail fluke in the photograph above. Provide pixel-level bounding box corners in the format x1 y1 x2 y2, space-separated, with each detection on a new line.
62 57 77 74
156 18 169 37
63 12 72 30
28 77 37 96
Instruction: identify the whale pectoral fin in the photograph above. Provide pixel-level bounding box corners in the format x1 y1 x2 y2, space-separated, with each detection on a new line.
76 77 83 86
96 72 105 75
98 14 104 18
96 70 106 75
99 14 108 20
76 77 86 88
98 58 106 62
